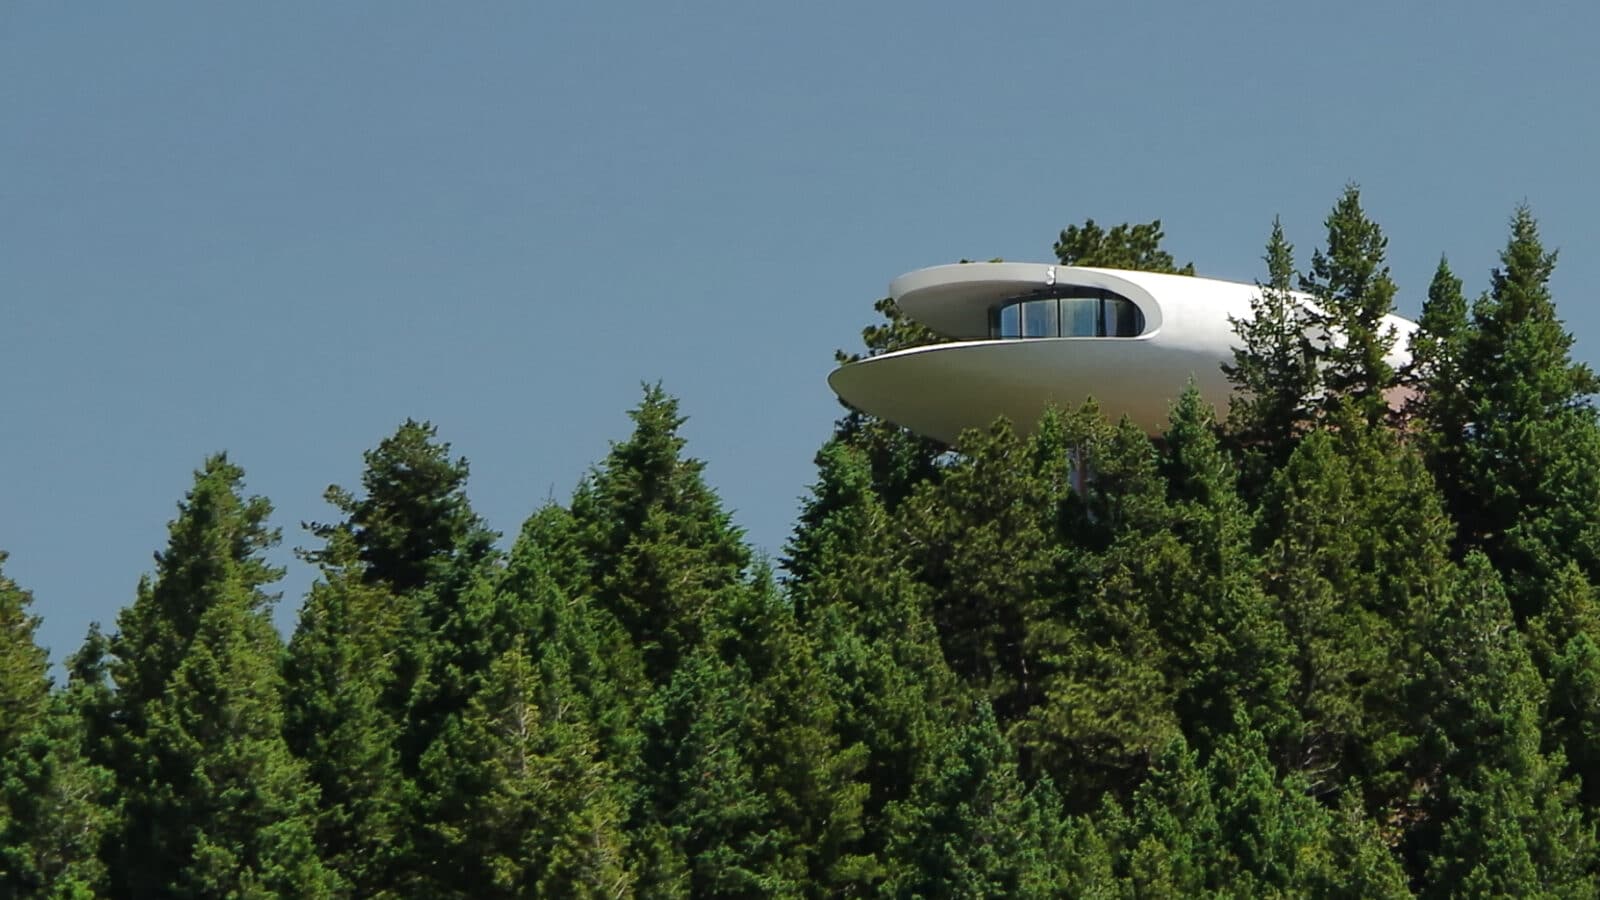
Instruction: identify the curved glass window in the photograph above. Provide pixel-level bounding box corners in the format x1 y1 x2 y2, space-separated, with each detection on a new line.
987 287 1145 339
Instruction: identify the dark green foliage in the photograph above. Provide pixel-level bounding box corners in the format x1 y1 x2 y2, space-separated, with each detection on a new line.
1224 218 1322 489
1406 257 1471 457
882 703 1068 898
1112 732 1410 896
571 384 750 685
103 456 333 898
308 419 495 595
1054 218 1196 274
903 414 1074 723
1257 412 1454 806
0 566 111 898
0 554 49 758
0 696 114 898
1018 412 1184 805
1434 207 1600 618
281 529 408 896
1408 554 1595 892
1298 184 1402 424
1159 384 1295 750
784 441 968 889
411 638 632 898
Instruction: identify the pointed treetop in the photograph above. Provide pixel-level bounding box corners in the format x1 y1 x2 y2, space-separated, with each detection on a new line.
0 552 50 754
308 418 494 594
1299 184 1400 420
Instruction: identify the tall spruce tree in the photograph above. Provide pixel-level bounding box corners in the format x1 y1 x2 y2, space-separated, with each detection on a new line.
1256 410 1453 805
1411 554 1596 894
1445 206 1600 617
0 560 113 897
306 420 500 775
1298 185 1402 424
1159 384 1295 750
569 385 750 686
903 414 1073 724
784 440 970 889
1224 218 1321 491
410 638 632 898
281 529 408 896
0 554 49 757
881 703 1068 898
1018 412 1182 806
104 455 332 898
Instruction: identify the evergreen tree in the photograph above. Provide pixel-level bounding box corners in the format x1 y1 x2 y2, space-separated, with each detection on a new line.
104 456 332 898
1257 411 1453 805
903 415 1073 723
881 703 1067 898
1406 257 1470 444
1224 217 1321 490
1298 185 1402 424
1447 206 1600 616
1019 412 1182 805
1113 732 1410 896
411 638 632 899
570 384 750 686
0 554 49 757
784 440 969 889
1054 218 1196 274
147 596 335 897
0 695 114 898
307 420 500 776
1529 565 1600 810
281 529 408 896
307 419 495 595
1159 384 1295 750
0 563 113 898
498 502 650 783
1410 554 1596 893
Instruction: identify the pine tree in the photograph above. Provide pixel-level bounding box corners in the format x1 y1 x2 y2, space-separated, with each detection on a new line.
784 440 969 890
1159 384 1295 750
0 554 49 757
1224 218 1321 490
148 597 335 897
881 703 1067 898
104 455 333 897
1298 184 1402 424
307 419 495 595
903 415 1072 723
410 638 632 898
499 502 650 784
1018 412 1182 806
281 529 408 896
1257 411 1453 803
1409 554 1596 893
1528 566 1600 810
1447 206 1600 617
0 563 113 898
307 420 501 776
1112 731 1410 896
1053 218 1196 274
570 384 750 686
1409 265 1475 465
0 695 114 898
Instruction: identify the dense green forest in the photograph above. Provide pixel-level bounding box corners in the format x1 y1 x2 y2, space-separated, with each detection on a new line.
6 187 1600 897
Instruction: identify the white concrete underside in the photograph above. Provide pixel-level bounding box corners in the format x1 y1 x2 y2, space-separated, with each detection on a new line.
828 337 1233 443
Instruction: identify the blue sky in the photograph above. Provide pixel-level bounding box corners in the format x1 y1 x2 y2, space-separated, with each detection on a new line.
4 1 1598 663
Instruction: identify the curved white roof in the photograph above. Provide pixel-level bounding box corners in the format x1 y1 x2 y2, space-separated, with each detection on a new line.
830 262 1417 442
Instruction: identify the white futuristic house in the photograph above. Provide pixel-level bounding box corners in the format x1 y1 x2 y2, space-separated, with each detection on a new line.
828 263 1416 443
